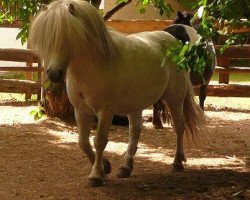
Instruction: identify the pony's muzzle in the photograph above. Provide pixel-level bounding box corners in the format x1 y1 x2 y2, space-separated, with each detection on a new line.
47 69 65 83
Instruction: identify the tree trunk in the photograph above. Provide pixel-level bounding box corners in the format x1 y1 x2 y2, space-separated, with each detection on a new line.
44 83 74 120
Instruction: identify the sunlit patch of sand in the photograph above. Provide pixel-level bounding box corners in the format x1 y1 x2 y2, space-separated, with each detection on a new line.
0 106 40 125
48 129 246 170
207 111 250 121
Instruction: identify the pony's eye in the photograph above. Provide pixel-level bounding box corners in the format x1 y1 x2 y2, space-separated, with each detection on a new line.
68 3 75 15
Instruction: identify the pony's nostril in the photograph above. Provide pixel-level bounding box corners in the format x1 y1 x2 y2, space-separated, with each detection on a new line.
47 69 65 83
58 70 64 79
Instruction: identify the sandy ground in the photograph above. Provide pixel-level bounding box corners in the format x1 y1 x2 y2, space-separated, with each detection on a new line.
0 99 249 200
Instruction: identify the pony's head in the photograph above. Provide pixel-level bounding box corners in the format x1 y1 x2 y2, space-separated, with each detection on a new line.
29 0 119 83
174 11 193 27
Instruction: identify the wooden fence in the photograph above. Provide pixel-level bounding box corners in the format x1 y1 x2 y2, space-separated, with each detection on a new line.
0 48 43 100
192 45 250 97
0 20 249 99
0 2 44 100
207 45 250 97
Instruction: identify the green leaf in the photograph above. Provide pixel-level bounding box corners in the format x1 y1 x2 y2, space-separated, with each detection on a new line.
116 0 128 4
42 80 53 91
29 106 46 120
29 110 37 116
139 7 146 14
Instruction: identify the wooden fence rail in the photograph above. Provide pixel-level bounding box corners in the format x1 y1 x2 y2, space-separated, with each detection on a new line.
0 48 39 62
0 48 42 100
195 84 250 98
215 45 250 86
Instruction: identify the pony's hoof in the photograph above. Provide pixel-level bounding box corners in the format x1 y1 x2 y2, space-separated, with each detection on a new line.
117 167 132 178
154 124 164 129
172 164 184 172
103 158 111 174
153 121 164 129
87 178 104 187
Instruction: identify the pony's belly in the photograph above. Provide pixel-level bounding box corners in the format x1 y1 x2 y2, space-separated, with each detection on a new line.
114 86 166 115
114 103 153 116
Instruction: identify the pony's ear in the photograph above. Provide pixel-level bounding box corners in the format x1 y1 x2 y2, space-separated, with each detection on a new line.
68 3 76 15
177 11 183 19
40 4 48 12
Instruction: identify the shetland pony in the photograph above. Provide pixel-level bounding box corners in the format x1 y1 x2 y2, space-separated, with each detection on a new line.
153 11 216 129
29 0 208 187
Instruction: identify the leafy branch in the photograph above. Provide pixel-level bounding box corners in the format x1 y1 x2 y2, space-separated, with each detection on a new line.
194 0 249 49
167 0 249 76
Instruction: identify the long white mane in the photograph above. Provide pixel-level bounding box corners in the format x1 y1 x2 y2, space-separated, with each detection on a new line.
29 0 119 62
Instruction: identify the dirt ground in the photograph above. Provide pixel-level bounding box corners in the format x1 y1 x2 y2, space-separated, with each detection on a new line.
0 99 249 200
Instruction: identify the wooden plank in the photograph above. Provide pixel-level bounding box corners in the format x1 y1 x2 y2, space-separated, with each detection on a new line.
37 62 42 100
0 79 41 94
0 48 40 63
0 66 44 72
194 84 250 97
106 20 173 34
0 20 23 28
215 45 250 59
1 19 173 31
1 19 249 34
25 43 33 100
231 27 250 34
215 66 250 74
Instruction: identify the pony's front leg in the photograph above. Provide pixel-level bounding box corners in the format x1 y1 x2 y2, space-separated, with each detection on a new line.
75 109 95 163
88 110 113 187
75 109 111 175
117 111 142 178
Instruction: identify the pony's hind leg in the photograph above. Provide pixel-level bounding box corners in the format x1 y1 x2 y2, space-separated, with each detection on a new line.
153 100 164 129
163 70 188 172
166 101 187 172
199 84 208 110
117 111 142 178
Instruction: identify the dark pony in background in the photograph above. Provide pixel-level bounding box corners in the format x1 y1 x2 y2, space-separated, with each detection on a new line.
153 11 216 129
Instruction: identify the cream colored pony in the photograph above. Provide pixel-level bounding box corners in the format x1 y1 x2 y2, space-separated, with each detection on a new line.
29 0 208 187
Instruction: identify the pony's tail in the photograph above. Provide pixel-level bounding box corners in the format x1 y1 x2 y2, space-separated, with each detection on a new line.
183 79 209 146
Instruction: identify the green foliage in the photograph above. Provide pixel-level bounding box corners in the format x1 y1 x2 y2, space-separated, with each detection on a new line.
117 0 249 75
0 0 50 45
193 0 249 50
163 40 213 81
167 0 249 75
30 105 45 120
219 34 249 54
42 80 53 91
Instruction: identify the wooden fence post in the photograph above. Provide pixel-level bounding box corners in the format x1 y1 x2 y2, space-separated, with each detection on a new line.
25 42 33 100
217 58 230 84
37 61 42 100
